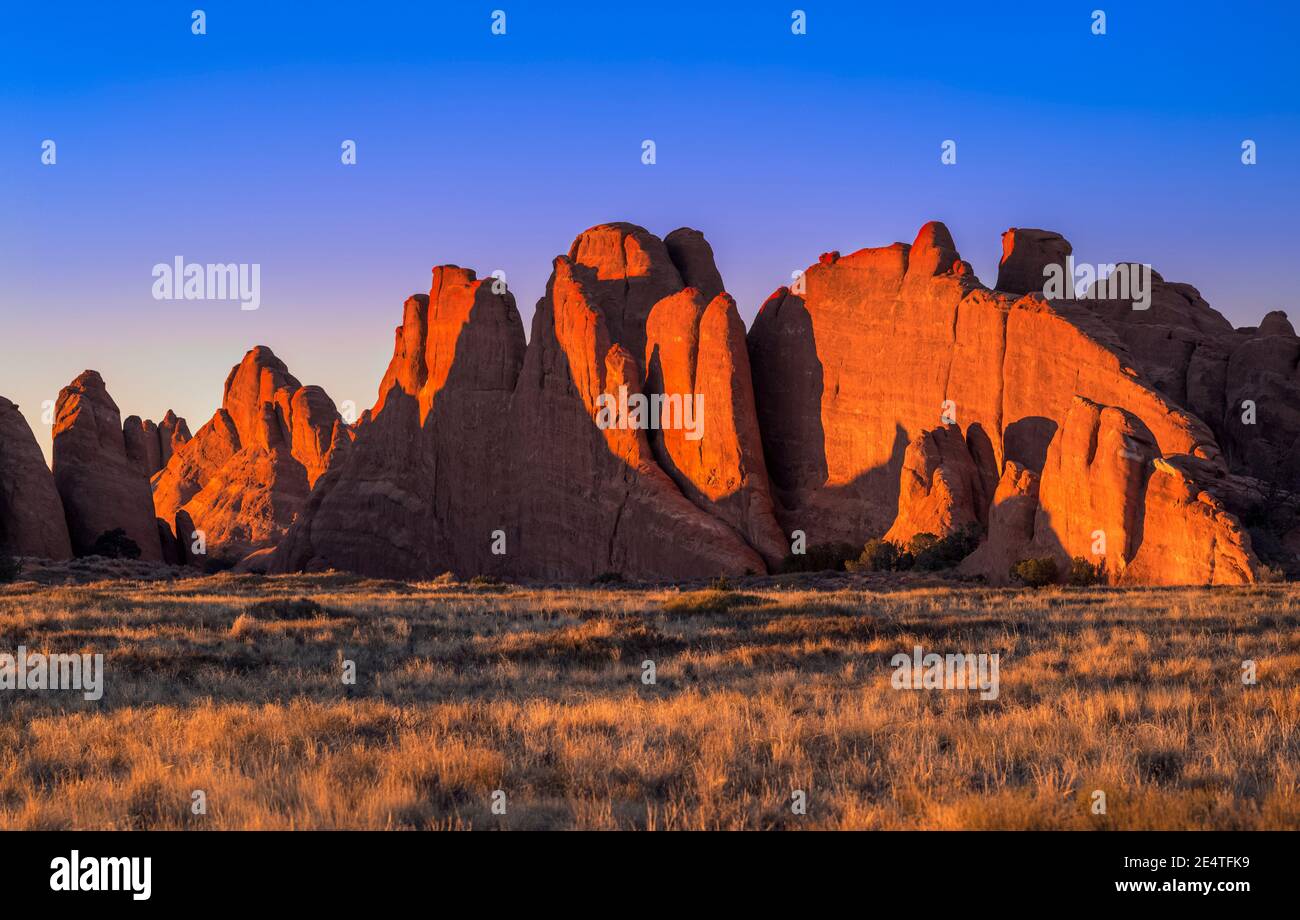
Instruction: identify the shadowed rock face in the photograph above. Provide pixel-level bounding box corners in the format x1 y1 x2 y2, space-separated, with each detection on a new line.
1079 268 1300 497
124 410 191 478
276 267 526 578
153 347 348 565
53 371 162 561
996 228 1072 296
0 396 72 559
663 228 725 301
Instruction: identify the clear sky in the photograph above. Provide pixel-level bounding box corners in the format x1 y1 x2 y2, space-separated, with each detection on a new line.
3 1 1297 463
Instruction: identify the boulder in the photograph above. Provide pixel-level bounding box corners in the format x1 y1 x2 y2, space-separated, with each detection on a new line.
882 424 986 545
996 228 1072 295
958 461 1040 585
663 228 725 301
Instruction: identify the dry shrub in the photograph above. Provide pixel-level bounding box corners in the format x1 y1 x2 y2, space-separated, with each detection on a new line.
229 613 257 638
248 597 328 620
662 590 761 615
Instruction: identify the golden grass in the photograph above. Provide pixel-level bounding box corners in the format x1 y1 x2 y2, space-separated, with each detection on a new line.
0 571 1297 829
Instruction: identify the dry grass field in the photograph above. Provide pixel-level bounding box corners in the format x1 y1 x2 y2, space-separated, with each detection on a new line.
1 562 1298 830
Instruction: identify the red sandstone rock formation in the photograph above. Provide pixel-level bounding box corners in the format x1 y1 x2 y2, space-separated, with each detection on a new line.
118 219 1279 585
53 371 163 560
504 250 767 579
563 222 685 373
883 424 986 545
1125 456 1257 585
1078 262 1300 498
1018 397 1255 585
1029 397 1159 576
0 396 72 559
277 224 780 580
958 461 1039 585
945 396 1254 585
275 267 526 577
124 410 191 478
153 347 348 565
996 228 1072 296
643 288 787 567
749 222 1226 552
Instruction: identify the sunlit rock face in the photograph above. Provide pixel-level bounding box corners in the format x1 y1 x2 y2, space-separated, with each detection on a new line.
152 347 349 566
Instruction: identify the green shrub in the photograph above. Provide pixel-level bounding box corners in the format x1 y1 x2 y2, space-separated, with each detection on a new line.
0 554 21 583
1068 556 1106 586
1011 557 1059 588
910 526 982 570
847 538 907 573
201 555 239 574
778 542 860 574
847 527 979 573
90 528 141 560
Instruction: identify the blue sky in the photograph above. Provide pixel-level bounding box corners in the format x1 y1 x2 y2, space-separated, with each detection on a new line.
2 1 1297 460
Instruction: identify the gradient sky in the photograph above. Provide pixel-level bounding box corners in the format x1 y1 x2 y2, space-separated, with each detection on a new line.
3 1 1298 463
